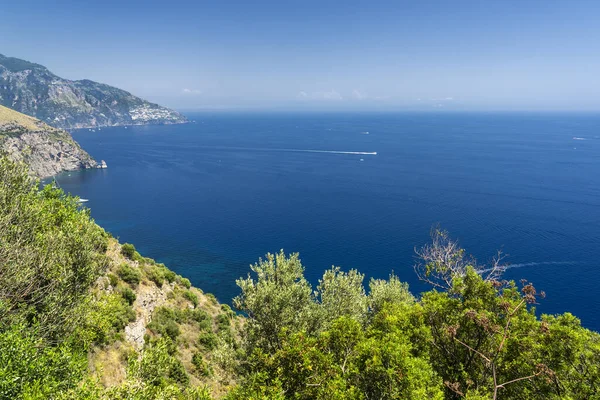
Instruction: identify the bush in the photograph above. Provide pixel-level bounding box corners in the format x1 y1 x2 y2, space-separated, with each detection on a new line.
0 324 88 399
107 273 119 288
148 307 180 341
81 293 136 345
198 331 218 350
206 293 218 305
216 313 231 333
163 267 177 283
116 263 141 286
127 338 189 387
178 277 192 289
192 353 212 377
221 304 232 313
221 303 236 318
184 290 199 308
0 158 109 339
189 309 211 323
147 266 165 287
121 243 136 259
120 286 137 305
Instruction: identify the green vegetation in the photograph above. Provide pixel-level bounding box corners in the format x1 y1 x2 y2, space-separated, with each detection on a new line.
117 262 141 286
0 156 599 399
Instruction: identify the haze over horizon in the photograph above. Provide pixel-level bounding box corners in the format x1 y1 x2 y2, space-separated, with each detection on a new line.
1 0 599 112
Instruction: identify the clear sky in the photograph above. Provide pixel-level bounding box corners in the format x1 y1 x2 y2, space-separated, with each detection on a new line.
1 0 599 111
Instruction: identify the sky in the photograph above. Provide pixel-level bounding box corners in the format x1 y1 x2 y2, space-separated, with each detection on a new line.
1 0 599 111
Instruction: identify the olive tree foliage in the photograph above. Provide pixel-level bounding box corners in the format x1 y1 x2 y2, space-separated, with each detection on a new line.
368 273 415 315
234 250 318 352
0 158 109 339
234 250 417 355
317 267 367 327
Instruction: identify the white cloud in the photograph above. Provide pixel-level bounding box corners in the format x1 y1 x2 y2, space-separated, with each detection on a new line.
297 89 343 101
318 89 343 100
182 88 202 95
352 89 366 100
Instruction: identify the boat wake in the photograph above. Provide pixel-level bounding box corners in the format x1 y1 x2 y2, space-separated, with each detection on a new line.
196 145 377 156
479 261 576 273
287 149 377 155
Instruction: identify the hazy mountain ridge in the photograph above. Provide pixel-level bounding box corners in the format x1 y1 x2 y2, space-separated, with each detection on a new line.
0 54 188 129
0 104 97 177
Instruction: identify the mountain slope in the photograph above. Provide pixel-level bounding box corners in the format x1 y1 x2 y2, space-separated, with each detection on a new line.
0 54 188 129
0 104 97 177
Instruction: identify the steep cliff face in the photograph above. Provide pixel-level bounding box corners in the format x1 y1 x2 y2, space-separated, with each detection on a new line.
0 54 188 129
0 105 97 178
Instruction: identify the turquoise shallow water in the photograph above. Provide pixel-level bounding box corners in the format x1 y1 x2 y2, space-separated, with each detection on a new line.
59 112 600 330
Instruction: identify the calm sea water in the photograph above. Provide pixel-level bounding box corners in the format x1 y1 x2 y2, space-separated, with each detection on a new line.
59 113 600 330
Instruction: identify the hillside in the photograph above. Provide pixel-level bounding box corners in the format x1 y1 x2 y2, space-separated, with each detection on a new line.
0 54 188 129
0 156 599 399
0 105 97 177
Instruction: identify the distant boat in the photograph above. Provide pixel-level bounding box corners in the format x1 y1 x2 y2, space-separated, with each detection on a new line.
361 131 370 135
78 199 89 203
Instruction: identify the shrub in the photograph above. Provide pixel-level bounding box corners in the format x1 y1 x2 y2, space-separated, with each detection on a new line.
192 353 212 377
0 324 88 399
120 287 137 305
178 277 192 289
120 243 136 259
147 266 165 287
107 273 119 287
184 290 199 308
127 338 189 387
189 309 211 324
81 293 136 345
163 267 177 283
169 359 190 385
206 293 218 305
0 158 109 339
148 307 180 341
198 331 218 350
221 303 236 318
216 313 231 333
184 309 212 331
221 304 232 313
116 263 141 286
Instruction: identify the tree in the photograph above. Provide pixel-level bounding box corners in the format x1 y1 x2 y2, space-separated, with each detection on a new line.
0 157 109 339
414 227 505 290
317 267 368 327
234 250 317 352
368 273 415 316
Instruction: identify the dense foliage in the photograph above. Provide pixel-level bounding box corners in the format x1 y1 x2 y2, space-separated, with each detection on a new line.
232 250 600 399
0 157 598 399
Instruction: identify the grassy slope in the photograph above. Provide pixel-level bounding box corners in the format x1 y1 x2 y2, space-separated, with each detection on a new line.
0 104 50 132
90 238 242 397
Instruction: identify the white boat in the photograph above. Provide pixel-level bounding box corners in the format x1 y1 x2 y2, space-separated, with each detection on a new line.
78 199 89 203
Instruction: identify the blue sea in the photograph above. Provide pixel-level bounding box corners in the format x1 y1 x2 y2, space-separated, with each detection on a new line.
58 113 600 330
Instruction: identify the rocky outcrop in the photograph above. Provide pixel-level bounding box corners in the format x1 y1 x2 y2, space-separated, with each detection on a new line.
124 282 171 351
0 54 188 129
0 105 97 178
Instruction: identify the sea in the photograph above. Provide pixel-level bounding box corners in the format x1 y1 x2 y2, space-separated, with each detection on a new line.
54 112 600 331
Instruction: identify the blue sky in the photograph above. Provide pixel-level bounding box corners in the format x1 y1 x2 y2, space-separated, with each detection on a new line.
1 0 599 111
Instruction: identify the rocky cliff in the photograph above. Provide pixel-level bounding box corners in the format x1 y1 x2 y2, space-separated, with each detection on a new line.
0 105 97 178
0 54 188 129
